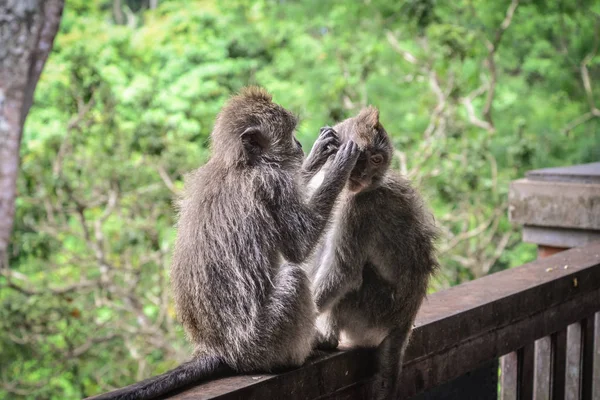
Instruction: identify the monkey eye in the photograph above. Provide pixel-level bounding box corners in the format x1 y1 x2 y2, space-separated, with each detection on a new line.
370 154 383 165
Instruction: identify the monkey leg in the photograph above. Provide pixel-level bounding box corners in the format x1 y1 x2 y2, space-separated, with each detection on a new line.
372 321 413 400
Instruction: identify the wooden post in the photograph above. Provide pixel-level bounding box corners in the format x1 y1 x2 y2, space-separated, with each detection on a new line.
508 162 600 400
538 245 569 259
509 162 600 254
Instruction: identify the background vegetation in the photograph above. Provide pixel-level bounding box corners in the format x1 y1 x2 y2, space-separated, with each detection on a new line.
2 0 599 398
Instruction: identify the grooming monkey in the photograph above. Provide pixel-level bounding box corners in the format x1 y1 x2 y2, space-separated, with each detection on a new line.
305 107 438 400
89 87 360 400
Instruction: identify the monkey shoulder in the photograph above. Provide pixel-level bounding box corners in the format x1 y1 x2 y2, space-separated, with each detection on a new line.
180 164 227 199
331 176 437 280
380 171 420 200
356 171 437 251
354 172 419 219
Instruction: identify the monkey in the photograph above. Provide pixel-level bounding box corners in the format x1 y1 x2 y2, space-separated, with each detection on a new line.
304 106 438 400
88 87 360 400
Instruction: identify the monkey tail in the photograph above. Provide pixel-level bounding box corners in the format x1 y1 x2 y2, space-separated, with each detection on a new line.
86 355 232 400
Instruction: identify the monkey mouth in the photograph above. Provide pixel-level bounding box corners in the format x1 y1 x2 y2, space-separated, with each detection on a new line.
348 178 367 193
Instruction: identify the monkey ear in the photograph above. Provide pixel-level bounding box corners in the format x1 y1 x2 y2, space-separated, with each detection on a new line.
359 106 380 129
241 127 268 157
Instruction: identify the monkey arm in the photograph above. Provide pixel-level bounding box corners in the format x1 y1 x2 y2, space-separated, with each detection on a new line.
274 143 359 264
301 158 323 184
277 173 352 263
301 145 325 182
275 194 332 264
312 245 366 313
269 181 330 264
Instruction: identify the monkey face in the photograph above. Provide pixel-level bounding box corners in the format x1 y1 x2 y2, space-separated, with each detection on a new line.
334 106 392 193
279 131 305 167
348 148 389 192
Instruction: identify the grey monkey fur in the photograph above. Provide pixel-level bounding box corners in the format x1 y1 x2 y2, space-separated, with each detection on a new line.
305 107 438 400
88 87 360 400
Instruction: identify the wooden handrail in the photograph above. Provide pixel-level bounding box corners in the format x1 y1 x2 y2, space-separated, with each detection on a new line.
152 241 600 399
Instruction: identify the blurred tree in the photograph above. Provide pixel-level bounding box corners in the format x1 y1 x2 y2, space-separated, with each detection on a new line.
0 0 64 270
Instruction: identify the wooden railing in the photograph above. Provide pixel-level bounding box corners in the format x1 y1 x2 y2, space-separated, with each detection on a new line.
98 163 600 399
164 241 600 399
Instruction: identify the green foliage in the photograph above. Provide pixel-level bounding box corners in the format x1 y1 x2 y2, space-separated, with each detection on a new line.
2 0 599 398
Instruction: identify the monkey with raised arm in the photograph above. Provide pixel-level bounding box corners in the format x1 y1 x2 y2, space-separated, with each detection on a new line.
305 107 438 400
89 87 360 400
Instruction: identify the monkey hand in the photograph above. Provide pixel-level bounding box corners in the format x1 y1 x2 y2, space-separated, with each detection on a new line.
329 140 360 179
318 126 340 149
305 127 340 171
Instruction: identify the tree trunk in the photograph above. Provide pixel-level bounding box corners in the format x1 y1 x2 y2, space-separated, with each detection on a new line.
0 0 64 269
113 0 124 25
